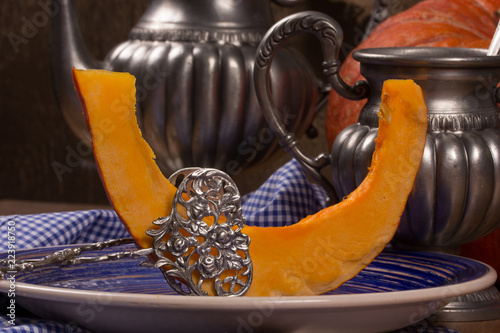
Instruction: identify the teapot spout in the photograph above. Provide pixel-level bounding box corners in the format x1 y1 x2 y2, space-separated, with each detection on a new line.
50 0 101 140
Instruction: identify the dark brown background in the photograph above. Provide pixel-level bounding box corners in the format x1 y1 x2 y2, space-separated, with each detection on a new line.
0 0 379 206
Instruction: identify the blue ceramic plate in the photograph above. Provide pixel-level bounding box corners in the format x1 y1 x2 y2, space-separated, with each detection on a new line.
0 243 496 333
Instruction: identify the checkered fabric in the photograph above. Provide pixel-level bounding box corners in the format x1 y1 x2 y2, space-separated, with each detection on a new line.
242 160 328 227
0 210 129 252
0 160 458 333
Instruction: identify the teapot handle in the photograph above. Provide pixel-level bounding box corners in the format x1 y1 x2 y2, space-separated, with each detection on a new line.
254 11 369 206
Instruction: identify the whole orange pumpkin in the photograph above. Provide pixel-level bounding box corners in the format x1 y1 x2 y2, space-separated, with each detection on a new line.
326 0 500 146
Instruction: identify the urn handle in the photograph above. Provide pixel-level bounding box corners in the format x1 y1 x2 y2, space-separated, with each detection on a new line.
254 11 369 205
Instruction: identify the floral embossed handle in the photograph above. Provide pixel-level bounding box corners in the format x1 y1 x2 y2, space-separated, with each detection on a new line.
254 11 369 205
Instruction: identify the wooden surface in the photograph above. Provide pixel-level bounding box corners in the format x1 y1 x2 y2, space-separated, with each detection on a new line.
436 319 500 333
0 0 379 205
0 199 111 215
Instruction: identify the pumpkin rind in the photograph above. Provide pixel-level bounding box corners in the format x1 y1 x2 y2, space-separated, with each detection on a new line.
73 69 427 296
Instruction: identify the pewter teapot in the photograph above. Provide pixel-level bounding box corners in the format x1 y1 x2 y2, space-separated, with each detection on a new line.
255 11 500 252
50 0 322 178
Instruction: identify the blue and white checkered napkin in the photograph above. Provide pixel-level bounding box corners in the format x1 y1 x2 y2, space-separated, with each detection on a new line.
0 159 458 333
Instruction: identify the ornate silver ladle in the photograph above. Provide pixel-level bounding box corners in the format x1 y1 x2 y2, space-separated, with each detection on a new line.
0 168 253 297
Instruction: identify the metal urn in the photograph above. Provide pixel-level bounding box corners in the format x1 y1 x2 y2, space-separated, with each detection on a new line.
254 11 500 253
50 0 322 178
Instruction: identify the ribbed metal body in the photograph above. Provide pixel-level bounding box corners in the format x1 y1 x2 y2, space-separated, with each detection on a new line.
332 47 500 250
50 0 318 177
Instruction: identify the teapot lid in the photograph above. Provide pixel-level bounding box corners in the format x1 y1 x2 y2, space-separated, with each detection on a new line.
129 0 274 43
132 0 274 32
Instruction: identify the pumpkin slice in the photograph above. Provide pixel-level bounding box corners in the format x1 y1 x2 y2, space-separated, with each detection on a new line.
72 69 177 248
73 69 428 296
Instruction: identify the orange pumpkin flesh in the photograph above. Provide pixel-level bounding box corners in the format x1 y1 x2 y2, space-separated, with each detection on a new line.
73 68 428 296
72 69 177 248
